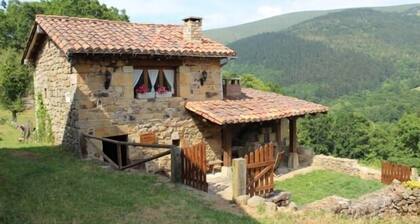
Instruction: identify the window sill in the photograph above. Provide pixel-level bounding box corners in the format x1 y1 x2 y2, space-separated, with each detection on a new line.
135 92 155 99
156 92 173 98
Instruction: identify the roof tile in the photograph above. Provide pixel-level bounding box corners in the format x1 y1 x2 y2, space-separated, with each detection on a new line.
34 15 236 57
185 88 328 125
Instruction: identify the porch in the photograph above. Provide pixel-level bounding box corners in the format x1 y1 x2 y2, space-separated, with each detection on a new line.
185 87 328 170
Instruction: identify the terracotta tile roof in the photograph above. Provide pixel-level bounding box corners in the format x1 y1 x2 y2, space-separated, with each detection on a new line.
32 15 236 57
185 88 328 125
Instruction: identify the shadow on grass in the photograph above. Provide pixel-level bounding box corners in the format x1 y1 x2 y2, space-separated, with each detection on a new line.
0 145 260 224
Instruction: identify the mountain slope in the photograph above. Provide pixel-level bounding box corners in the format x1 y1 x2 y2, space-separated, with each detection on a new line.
205 3 420 44
224 6 420 101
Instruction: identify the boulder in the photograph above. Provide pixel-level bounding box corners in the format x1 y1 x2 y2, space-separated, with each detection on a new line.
234 195 250 206
247 196 266 208
265 202 277 212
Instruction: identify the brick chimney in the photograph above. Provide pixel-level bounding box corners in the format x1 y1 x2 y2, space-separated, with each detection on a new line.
223 78 242 98
183 17 202 42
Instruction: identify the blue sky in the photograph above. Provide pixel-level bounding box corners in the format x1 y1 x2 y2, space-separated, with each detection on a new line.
99 0 420 29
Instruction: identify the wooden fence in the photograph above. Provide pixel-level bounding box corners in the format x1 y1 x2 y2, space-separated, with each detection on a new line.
181 142 208 192
381 161 412 184
244 144 275 196
80 133 174 171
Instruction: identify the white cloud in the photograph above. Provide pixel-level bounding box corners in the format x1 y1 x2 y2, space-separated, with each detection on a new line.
96 0 420 29
256 5 283 18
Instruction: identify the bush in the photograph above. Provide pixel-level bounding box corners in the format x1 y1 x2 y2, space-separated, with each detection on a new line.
403 180 420 189
387 157 420 169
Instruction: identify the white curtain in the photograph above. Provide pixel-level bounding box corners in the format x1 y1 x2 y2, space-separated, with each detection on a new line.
132 69 143 87
148 69 159 93
163 69 175 94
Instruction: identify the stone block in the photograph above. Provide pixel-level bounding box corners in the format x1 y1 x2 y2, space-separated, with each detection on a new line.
247 196 266 208
265 202 277 212
234 195 249 206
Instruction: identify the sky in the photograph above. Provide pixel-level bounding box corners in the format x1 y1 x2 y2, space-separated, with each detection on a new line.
99 0 420 29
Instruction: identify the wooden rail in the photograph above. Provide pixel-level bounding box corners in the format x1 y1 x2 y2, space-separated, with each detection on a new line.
81 133 174 171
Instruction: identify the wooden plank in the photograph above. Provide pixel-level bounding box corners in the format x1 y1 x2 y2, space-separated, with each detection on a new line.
82 133 172 148
247 160 275 168
139 133 157 144
121 150 171 170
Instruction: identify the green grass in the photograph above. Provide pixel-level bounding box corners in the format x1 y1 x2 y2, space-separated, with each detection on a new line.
0 146 257 224
275 170 384 205
0 108 42 148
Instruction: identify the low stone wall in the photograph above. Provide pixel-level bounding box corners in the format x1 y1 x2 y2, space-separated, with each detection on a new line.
311 155 380 180
337 182 420 217
303 181 420 217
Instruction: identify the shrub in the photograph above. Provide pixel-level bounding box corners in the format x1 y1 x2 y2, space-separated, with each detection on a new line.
403 180 420 189
387 157 420 169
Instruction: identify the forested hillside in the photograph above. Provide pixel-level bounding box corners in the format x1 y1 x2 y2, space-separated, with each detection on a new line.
205 3 420 44
220 6 420 166
226 8 420 101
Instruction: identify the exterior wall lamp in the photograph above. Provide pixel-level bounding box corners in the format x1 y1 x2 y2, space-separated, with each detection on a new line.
200 71 207 86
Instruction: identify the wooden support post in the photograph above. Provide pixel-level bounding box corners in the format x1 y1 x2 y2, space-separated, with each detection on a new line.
275 119 283 151
222 126 232 167
288 118 299 169
232 158 247 200
289 118 297 153
117 144 122 169
171 146 182 183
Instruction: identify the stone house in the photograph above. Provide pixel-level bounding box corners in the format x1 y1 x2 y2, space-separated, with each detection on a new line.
23 15 328 171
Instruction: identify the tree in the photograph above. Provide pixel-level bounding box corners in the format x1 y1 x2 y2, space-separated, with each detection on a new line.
394 114 420 158
0 49 31 122
0 0 129 50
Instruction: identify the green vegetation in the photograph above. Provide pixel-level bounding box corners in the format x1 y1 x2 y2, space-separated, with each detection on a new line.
0 146 257 224
0 48 31 121
1 146 418 224
204 4 420 44
275 170 384 205
0 107 39 148
220 6 420 165
35 94 53 143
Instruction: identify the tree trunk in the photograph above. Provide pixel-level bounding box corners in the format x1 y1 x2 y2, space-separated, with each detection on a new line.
11 111 17 123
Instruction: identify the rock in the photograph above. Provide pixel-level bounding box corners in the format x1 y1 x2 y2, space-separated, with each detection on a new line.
392 179 401 185
287 202 298 211
269 191 291 203
265 202 277 212
247 196 266 208
234 195 250 206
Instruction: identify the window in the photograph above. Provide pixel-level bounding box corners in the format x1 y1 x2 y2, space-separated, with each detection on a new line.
133 69 175 99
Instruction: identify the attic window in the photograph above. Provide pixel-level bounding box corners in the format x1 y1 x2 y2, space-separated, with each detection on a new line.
133 69 175 99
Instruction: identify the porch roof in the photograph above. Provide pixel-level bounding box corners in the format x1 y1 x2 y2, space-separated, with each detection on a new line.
185 88 328 125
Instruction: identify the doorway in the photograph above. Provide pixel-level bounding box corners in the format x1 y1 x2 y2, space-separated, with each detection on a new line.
102 134 128 166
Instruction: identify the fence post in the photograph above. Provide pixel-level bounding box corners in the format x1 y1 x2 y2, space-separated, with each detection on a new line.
78 132 87 159
232 158 247 200
171 146 182 183
117 144 122 169
411 168 419 181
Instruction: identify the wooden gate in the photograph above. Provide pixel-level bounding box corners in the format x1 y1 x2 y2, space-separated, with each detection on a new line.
181 142 208 192
381 161 412 184
245 144 275 196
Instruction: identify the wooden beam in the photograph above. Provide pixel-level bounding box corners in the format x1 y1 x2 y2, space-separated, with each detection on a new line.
275 119 283 151
289 118 297 153
222 126 232 166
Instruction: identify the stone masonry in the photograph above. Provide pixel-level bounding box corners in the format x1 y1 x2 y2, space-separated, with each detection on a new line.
33 38 225 169
33 39 78 148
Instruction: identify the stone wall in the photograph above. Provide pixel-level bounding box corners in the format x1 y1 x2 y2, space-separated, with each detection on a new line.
74 56 224 170
33 39 79 149
337 182 420 217
312 155 381 180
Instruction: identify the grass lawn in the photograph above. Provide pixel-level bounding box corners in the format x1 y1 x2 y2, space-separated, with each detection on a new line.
0 146 258 224
275 170 384 205
0 108 42 148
